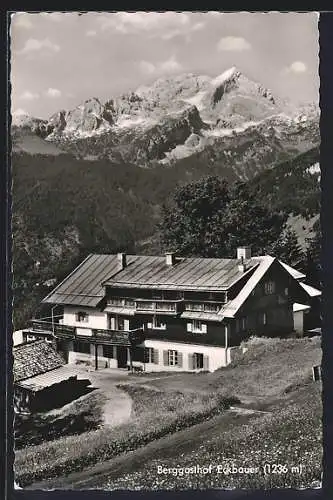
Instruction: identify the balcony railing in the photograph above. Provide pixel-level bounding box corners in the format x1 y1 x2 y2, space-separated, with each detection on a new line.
135 300 181 313
25 320 144 346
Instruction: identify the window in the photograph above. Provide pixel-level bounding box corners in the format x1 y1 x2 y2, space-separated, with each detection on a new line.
239 317 247 330
74 341 90 354
204 303 220 313
103 345 115 358
76 311 89 323
284 287 289 297
148 316 166 330
108 315 129 331
144 347 158 364
193 320 207 333
264 281 276 295
152 290 163 300
258 312 267 325
187 321 207 333
163 349 182 367
193 353 204 369
168 350 178 366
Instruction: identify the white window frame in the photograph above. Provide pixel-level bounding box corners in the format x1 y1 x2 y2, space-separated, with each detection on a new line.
168 350 178 366
145 347 155 364
151 316 166 330
192 320 207 333
264 281 276 295
193 352 204 369
76 311 89 323
259 312 267 325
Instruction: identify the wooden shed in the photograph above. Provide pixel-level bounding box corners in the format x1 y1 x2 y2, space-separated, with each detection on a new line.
13 340 85 413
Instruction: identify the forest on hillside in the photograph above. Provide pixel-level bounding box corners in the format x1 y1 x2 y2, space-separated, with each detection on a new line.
12 147 320 329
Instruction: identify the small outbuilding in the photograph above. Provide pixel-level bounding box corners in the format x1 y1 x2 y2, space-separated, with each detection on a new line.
13 340 87 413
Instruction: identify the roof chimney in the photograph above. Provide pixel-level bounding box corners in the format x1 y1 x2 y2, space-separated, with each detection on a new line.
238 256 246 273
165 252 176 266
237 246 251 261
117 253 127 269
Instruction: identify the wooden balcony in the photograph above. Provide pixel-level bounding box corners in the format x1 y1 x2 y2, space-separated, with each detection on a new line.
24 320 144 346
135 299 183 314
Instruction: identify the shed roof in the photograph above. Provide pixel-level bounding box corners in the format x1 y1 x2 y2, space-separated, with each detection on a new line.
293 303 311 313
17 365 79 392
13 340 65 383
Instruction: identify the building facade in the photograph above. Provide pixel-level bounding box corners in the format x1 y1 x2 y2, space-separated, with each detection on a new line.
21 247 321 373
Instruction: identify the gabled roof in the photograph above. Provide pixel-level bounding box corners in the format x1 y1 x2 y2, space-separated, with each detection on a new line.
299 282 321 297
42 254 260 306
221 256 275 318
13 340 65 383
43 254 121 307
103 255 259 291
279 261 306 280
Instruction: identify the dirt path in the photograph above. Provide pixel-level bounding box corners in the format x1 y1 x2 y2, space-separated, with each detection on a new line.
28 407 266 490
101 386 132 427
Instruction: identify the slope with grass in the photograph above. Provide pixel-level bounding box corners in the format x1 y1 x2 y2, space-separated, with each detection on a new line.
18 336 322 490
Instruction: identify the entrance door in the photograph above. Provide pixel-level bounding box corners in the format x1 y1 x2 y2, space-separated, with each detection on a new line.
117 346 128 368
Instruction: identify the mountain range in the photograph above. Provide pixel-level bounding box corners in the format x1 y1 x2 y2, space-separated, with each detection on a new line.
12 66 319 180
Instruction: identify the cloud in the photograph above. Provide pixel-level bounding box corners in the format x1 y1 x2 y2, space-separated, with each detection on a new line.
217 36 251 52
86 30 97 37
95 12 203 40
284 61 307 74
139 55 182 75
17 38 60 55
161 20 205 41
19 90 39 101
139 61 156 75
12 108 29 116
45 87 62 98
12 13 33 29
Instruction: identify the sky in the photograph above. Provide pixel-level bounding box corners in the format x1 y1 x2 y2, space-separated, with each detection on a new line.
10 11 319 119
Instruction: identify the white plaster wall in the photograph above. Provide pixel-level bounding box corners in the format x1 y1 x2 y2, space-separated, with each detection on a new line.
137 339 231 373
62 306 108 330
67 342 118 368
13 330 24 346
293 310 304 335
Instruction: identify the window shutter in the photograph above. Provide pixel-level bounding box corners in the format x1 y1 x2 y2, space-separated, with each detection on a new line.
187 322 193 332
203 355 209 371
153 349 159 364
202 323 207 334
163 350 169 366
188 353 194 370
177 352 183 368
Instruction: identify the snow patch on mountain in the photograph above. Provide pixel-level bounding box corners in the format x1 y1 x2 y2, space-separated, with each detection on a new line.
115 115 157 129
211 66 239 86
182 91 207 111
